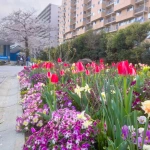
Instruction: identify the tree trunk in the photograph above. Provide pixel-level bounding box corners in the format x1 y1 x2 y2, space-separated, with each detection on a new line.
25 37 29 58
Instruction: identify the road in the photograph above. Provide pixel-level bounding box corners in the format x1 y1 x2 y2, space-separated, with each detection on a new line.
0 66 24 150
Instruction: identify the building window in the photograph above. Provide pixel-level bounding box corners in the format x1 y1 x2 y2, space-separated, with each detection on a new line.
98 0 103 4
114 0 119 5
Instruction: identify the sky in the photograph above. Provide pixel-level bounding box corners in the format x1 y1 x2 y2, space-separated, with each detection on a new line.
0 0 62 19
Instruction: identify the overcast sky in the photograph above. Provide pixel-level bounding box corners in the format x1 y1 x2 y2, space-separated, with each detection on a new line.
0 0 62 19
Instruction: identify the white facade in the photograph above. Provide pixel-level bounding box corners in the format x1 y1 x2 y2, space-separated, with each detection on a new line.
38 4 59 48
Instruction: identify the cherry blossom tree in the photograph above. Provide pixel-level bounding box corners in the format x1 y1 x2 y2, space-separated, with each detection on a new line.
0 10 56 57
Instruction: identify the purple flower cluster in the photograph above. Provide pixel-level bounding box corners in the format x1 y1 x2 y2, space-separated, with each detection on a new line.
56 90 75 110
18 68 31 89
122 125 150 149
16 82 49 132
24 108 96 150
31 73 47 85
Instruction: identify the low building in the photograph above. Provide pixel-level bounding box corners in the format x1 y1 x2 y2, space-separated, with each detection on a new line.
10 45 22 62
0 39 11 61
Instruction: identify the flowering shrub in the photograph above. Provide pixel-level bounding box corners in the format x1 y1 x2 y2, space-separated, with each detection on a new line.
24 109 96 150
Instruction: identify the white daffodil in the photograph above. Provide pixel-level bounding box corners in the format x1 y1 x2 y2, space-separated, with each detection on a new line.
82 120 93 129
74 85 84 98
84 84 91 93
77 111 86 120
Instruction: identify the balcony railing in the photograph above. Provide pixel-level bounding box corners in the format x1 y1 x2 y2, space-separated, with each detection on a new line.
85 25 93 31
105 17 116 24
135 0 148 3
106 9 114 15
87 12 92 17
135 17 146 23
86 20 91 24
105 26 118 32
87 5 92 9
135 6 148 13
106 0 114 7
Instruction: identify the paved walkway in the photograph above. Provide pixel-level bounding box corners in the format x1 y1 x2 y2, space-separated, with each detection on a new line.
0 66 24 150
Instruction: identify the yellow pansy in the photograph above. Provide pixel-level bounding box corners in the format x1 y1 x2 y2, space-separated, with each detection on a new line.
23 120 29 126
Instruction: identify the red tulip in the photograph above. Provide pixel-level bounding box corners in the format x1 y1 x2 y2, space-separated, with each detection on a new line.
86 63 91 68
57 58 62 63
63 63 69 67
76 62 85 72
100 64 104 70
86 70 90 75
60 70 65 76
47 72 52 78
72 70 78 74
45 62 54 69
94 65 101 73
51 74 59 84
112 62 116 67
128 64 136 76
117 60 136 76
91 61 96 68
100 59 104 64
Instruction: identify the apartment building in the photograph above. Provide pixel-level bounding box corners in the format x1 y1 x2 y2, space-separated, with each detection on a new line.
60 0 150 41
58 4 65 45
38 4 59 48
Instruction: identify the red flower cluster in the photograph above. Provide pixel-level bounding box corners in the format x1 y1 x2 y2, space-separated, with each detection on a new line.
117 60 136 76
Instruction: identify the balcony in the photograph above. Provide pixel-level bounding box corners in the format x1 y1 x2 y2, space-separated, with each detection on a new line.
116 10 134 22
86 0 92 4
105 17 116 24
105 9 114 16
105 26 118 32
72 31 77 37
86 5 92 10
135 17 146 23
86 20 91 24
135 6 148 14
114 0 134 11
86 12 92 17
135 0 148 4
93 21 105 29
106 0 114 7
85 25 93 31
91 12 105 21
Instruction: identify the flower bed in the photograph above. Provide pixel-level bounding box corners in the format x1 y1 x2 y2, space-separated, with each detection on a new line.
17 58 150 150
